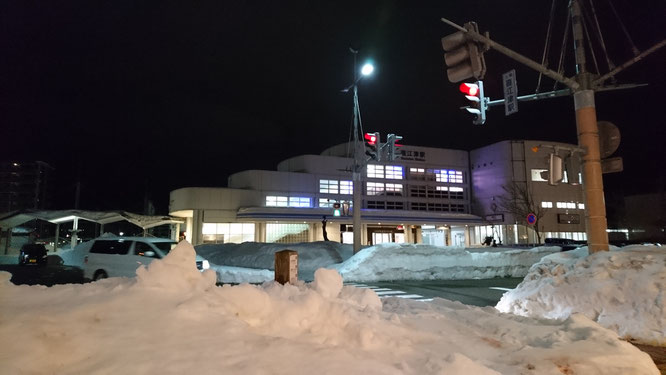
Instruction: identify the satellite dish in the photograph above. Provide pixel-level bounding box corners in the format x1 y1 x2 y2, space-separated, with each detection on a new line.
598 121 621 159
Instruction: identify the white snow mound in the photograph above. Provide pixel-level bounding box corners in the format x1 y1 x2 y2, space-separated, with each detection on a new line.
496 245 666 345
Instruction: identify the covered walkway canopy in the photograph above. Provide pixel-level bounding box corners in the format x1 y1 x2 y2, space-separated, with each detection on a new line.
0 209 183 230
0 210 184 252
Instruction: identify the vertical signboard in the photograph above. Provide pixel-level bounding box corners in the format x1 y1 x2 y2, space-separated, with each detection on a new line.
503 69 518 116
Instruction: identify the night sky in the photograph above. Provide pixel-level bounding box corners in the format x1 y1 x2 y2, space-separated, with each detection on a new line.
2 1 664 214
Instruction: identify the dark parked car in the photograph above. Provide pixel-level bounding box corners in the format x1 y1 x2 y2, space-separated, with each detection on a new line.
18 244 48 266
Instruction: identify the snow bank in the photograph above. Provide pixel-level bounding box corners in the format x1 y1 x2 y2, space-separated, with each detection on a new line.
335 243 560 282
0 241 657 374
196 241 352 281
496 245 666 345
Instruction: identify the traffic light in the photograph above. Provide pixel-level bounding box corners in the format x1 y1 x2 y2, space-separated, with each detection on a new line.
441 22 486 83
459 81 487 125
333 202 342 217
364 132 380 161
540 153 564 185
386 133 403 161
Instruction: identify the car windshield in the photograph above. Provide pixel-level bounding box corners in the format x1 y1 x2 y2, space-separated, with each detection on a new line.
153 241 177 254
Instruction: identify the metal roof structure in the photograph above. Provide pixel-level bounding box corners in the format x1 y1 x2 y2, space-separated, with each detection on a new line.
0 209 183 230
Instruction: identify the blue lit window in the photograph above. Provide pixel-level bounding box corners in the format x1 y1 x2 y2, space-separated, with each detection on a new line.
385 165 403 179
266 196 288 207
289 197 312 208
319 180 339 194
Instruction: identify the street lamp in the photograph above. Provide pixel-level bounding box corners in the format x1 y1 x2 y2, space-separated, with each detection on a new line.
343 50 374 254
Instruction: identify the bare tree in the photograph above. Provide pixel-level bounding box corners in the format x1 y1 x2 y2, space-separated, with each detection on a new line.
496 182 548 244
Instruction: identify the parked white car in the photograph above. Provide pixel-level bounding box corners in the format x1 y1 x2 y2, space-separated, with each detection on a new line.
82 236 209 281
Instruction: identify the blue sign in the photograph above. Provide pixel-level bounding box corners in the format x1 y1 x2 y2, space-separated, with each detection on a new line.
526 213 537 225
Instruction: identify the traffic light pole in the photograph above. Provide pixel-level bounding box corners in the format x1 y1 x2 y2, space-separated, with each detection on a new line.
352 83 363 254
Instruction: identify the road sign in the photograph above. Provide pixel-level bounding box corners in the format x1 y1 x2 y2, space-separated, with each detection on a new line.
526 213 537 225
502 69 518 115
598 121 621 159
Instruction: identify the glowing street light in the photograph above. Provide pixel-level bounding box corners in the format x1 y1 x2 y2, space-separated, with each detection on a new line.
361 62 374 77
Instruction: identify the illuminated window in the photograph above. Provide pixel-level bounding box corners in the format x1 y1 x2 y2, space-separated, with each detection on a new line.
319 180 339 194
266 196 288 207
202 223 255 244
541 201 553 208
367 182 384 195
449 186 464 199
385 183 403 196
340 180 353 195
566 202 576 209
385 165 403 179
578 203 585 209
319 198 337 208
409 168 425 180
367 164 384 178
434 169 463 183
289 197 311 207
266 223 309 243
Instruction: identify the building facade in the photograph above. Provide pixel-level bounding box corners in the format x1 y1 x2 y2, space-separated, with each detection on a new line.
169 140 587 246
0 161 54 214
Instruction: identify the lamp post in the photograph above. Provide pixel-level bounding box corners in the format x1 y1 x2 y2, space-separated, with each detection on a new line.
344 50 374 254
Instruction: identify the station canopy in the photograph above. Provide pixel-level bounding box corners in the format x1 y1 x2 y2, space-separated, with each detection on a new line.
0 209 183 230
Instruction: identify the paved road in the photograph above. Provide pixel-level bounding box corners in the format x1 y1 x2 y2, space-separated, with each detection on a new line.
349 278 524 307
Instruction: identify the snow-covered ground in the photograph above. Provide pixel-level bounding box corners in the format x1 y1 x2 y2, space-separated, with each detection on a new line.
196 241 560 283
0 241 659 374
497 244 666 346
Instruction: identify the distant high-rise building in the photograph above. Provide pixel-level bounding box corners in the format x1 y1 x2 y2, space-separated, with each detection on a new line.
0 161 54 214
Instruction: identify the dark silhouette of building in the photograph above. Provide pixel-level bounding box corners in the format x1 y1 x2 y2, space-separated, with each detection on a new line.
0 161 54 214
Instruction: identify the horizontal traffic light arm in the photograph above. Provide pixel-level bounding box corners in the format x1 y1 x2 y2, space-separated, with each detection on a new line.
440 17 580 91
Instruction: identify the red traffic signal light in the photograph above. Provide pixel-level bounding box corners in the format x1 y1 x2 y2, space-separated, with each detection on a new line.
459 82 479 97
364 133 377 146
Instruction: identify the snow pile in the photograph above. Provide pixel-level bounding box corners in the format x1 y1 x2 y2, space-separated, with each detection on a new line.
0 241 658 374
196 241 352 281
496 245 666 345
335 243 560 282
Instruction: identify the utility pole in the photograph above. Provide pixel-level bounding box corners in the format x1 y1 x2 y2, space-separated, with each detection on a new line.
442 0 665 253
352 80 363 254
569 0 608 253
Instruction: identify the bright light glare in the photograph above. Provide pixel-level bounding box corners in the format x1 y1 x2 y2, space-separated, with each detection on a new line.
361 63 374 76
459 83 479 96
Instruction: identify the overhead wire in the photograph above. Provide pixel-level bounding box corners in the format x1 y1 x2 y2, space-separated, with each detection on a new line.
536 0 558 94
606 0 640 56
588 0 617 75
553 9 571 91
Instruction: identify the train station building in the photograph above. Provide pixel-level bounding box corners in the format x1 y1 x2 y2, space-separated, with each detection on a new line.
169 140 588 247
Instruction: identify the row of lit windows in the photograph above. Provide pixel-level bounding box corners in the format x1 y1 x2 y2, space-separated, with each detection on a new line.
319 179 353 194
411 202 466 212
541 201 585 209
366 182 403 196
266 196 312 207
409 168 464 183
367 164 404 179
